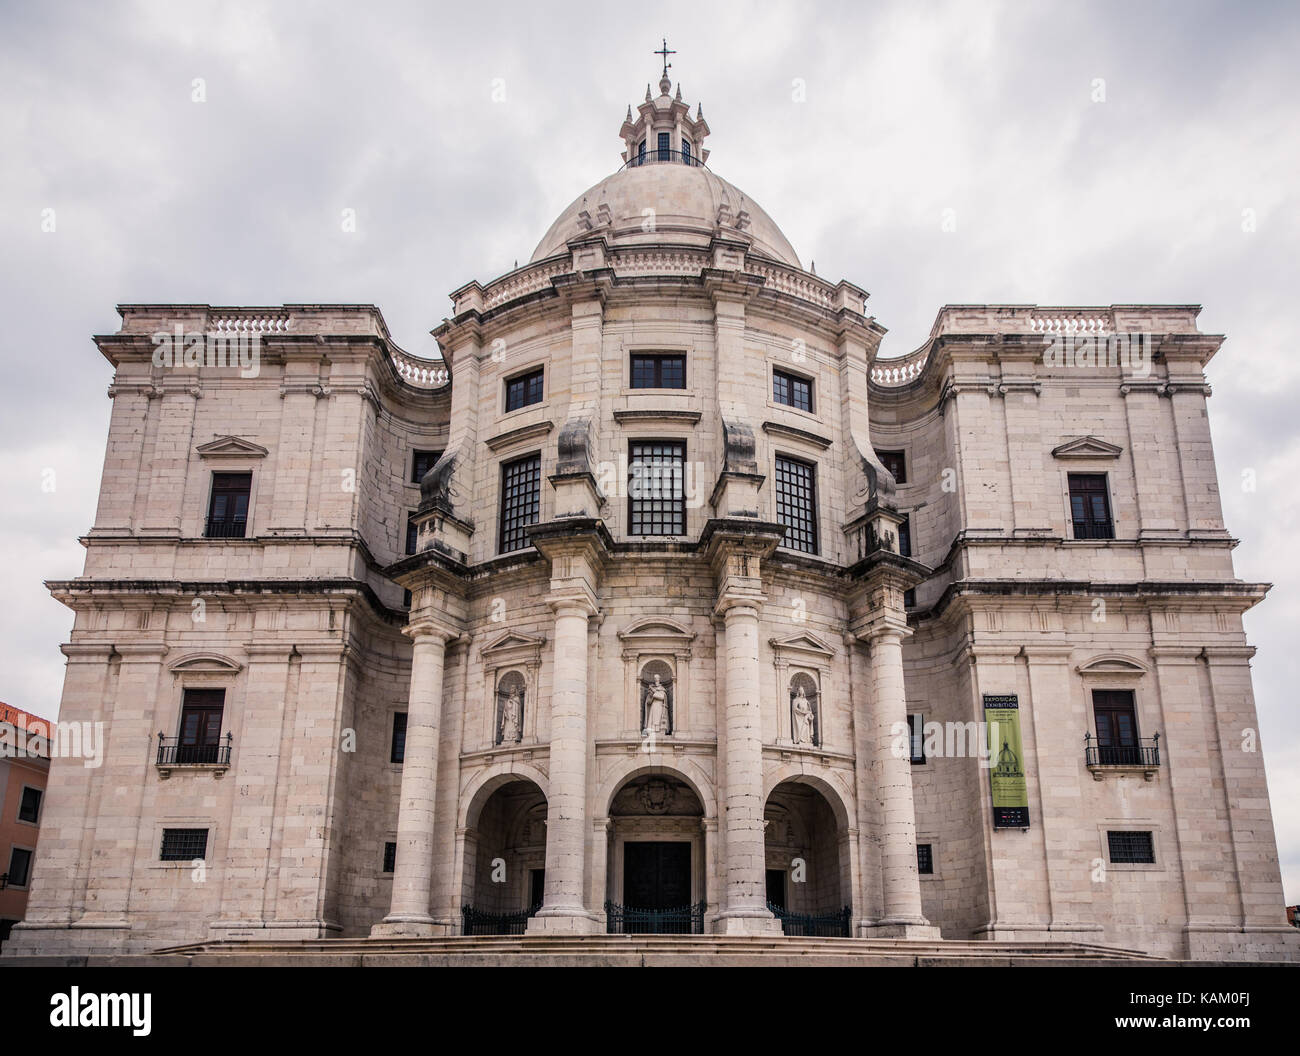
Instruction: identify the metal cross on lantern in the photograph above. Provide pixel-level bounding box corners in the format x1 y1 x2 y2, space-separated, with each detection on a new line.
656 38 676 78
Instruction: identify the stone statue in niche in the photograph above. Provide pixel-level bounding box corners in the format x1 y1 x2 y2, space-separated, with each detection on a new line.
496 677 524 745
789 675 819 747
640 667 674 736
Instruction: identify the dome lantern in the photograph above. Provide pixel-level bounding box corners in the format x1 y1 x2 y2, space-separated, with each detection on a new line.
619 41 710 169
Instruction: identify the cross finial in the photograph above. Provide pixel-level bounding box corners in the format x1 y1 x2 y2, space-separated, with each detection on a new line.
655 37 676 78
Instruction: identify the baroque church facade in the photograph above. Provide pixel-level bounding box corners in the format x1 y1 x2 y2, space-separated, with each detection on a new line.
7 71 1297 962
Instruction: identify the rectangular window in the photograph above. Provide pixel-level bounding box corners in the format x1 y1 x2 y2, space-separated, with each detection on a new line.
876 450 907 485
504 367 545 412
916 844 934 875
898 513 912 558
499 453 542 554
160 828 209 862
390 712 408 765
206 472 251 538
530 868 546 908
681 138 692 166
411 449 441 485
1068 473 1114 539
630 352 686 389
657 131 670 161
628 440 686 537
1093 689 1140 764
383 842 397 873
765 869 787 910
774 455 818 554
772 368 814 412
17 786 41 824
406 512 419 556
6 847 32 888
177 689 224 764
1107 830 1155 864
907 713 926 764
637 140 646 165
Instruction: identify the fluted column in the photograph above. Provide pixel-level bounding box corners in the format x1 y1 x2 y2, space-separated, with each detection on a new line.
717 600 781 933
529 596 599 932
373 620 451 936
866 625 929 929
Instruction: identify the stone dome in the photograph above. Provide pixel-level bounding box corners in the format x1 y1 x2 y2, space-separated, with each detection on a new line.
530 157 802 269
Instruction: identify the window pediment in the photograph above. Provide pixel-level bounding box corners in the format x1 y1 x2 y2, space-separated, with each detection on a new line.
1052 436 1123 460
769 632 836 663
196 436 269 459
1076 654 1149 675
618 617 695 660
480 630 546 667
166 652 243 674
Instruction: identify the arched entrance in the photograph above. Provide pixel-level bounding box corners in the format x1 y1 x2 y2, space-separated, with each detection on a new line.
606 772 706 933
764 779 851 936
459 777 548 934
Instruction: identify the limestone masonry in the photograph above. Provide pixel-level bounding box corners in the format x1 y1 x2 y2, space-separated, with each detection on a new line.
6 73 1297 962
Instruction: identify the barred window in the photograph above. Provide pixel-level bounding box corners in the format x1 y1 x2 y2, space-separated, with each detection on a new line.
411 449 441 484
390 712 407 764
630 353 686 389
1107 830 1155 864
916 844 933 875
628 440 686 536
775 455 818 554
383 842 396 873
499 454 541 554
773 368 813 412
504 368 544 412
160 828 209 862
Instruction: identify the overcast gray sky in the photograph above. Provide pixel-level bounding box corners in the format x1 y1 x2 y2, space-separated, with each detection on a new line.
2 0 1297 900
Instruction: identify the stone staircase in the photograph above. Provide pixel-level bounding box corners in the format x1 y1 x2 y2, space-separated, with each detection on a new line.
28 933 1167 967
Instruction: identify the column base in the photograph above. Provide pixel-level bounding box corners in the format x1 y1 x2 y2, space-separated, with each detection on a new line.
864 916 942 940
713 910 783 936
526 908 601 935
370 915 448 939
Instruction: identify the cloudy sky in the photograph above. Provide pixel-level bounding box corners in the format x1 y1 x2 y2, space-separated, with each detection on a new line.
2 0 1298 900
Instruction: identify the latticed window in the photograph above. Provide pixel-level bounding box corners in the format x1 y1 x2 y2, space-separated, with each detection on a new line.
499 454 541 553
390 712 407 764
657 131 670 161
681 138 692 165
1069 473 1114 539
772 368 813 412
628 440 686 536
1107 830 1155 864
504 367 544 412
775 455 818 554
916 844 934 875
160 828 209 862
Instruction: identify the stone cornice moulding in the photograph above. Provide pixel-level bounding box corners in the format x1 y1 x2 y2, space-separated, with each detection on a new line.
195 435 270 459
1051 436 1124 460
485 420 554 452
761 420 833 450
611 408 703 425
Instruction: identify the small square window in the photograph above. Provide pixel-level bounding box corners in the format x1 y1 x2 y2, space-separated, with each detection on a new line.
411 449 442 485
391 712 408 765
383 842 397 873
1107 830 1155 864
18 786 41 824
773 369 814 413
504 368 545 412
6 847 32 888
160 828 209 862
917 844 933 875
876 450 907 485
630 353 686 389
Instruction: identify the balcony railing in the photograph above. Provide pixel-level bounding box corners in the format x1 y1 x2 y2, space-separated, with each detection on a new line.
156 733 233 769
604 900 706 935
461 903 539 936
1084 732 1160 769
204 517 247 539
769 903 852 938
1071 519 1115 540
621 149 707 170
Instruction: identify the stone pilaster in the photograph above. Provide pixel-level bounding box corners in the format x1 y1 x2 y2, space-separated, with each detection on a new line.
372 619 456 936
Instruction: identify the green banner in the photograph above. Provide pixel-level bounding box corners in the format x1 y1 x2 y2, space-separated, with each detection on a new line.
983 694 1030 828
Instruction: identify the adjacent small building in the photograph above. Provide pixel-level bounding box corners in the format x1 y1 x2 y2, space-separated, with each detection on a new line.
0 703 51 948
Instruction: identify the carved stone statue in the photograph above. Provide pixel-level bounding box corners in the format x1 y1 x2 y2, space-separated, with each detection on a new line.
499 686 522 744
643 673 671 736
791 685 815 746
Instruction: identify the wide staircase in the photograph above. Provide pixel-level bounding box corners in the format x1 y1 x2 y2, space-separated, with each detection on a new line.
119 933 1165 967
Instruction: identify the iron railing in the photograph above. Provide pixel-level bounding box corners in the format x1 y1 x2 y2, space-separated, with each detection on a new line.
621 149 708 170
1084 732 1160 768
156 732 233 767
204 517 247 539
605 900 706 935
1071 519 1115 540
461 903 539 936
769 903 852 938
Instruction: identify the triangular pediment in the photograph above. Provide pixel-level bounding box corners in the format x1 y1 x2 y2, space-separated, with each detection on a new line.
481 630 546 657
769 632 836 659
196 435 269 459
1051 436 1123 460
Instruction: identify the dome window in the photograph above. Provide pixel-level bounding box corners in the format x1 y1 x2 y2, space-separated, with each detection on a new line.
657 132 670 162
681 139 692 166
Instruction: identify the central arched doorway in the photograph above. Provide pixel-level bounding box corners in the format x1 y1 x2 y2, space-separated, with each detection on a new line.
606 772 706 933
764 778 851 936
459 776 548 934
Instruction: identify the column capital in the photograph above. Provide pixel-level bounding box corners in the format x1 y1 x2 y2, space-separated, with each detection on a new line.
549 590 599 620
402 619 461 644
